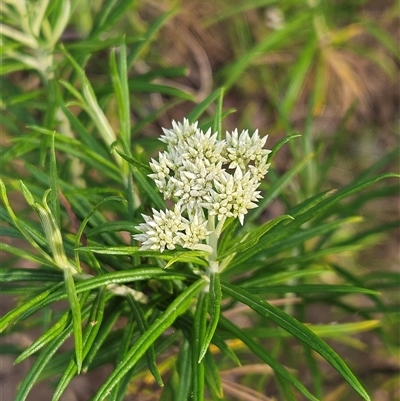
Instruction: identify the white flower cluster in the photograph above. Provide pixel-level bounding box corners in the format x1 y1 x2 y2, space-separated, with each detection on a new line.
133 119 271 252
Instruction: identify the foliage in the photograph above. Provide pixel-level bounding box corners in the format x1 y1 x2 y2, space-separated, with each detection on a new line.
1 1 399 400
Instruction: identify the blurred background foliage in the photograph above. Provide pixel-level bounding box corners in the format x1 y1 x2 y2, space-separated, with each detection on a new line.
1 0 399 400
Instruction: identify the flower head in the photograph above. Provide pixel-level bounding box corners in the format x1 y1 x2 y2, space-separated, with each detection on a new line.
134 119 271 252
133 206 209 253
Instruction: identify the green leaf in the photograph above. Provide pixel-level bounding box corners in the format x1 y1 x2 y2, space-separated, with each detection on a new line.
27 126 122 181
309 320 381 337
0 242 57 269
64 268 83 373
222 12 311 90
90 0 137 38
81 297 125 373
14 328 71 401
127 8 177 67
108 314 137 401
74 196 127 271
114 148 152 174
0 282 64 333
199 273 222 363
222 283 371 401
233 174 399 268
192 291 208 401
219 317 320 401
219 214 293 260
64 35 142 52
85 221 140 237
246 284 379 295
52 288 108 400
175 339 192 401
188 88 224 122
49 132 60 225
360 18 400 60
131 166 165 210
58 102 110 159
213 88 224 139
240 269 330 288
60 45 123 168
204 351 223 398
210 333 241 367
282 38 317 114
0 268 62 283
0 179 54 265
92 279 205 401
15 311 71 364
268 133 301 160
79 246 208 266
0 269 183 334
249 153 313 221
110 42 130 146
127 294 163 386
205 0 279 25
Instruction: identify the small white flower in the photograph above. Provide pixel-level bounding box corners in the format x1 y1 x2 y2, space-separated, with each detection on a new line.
133 206 187 252
177 127 226 166
181 212 210 248
159 119 199 147
224 129 271 174
203 168 261 225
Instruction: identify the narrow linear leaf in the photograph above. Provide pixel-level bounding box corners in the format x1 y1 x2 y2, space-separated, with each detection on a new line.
282 38 317 114
108 313 137 400
52 288 108 401
13 269 188 325
222 12 311 89
175 339 192 401
15 312 70 364
222 283 371 401
192 291 208 401
114 148 152 173
85 221 140 237
74 196 127 269
199 273 222 363
219 317 320 401
249 153 313 221
49 132 60 225
15 328 71 401
78 246 208 266
219 214 293 259
0 180 54 265
236 174 399 267
204 351 223 398
213 87 224 139
81 297 125 373
188 88 224 122
64 269 83 373
246 284 379 295
0 282 64 333
127 295 163 386
127 8 177 66
241 269 333 288
90 0 136 38
269 134 302 160
92 279 205 401
0 268 62 283
210 333 241 367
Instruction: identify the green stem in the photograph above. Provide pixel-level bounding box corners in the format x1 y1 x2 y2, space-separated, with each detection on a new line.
207 215 219 276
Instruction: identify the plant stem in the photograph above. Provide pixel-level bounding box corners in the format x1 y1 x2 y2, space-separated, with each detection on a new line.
207 215 219 275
